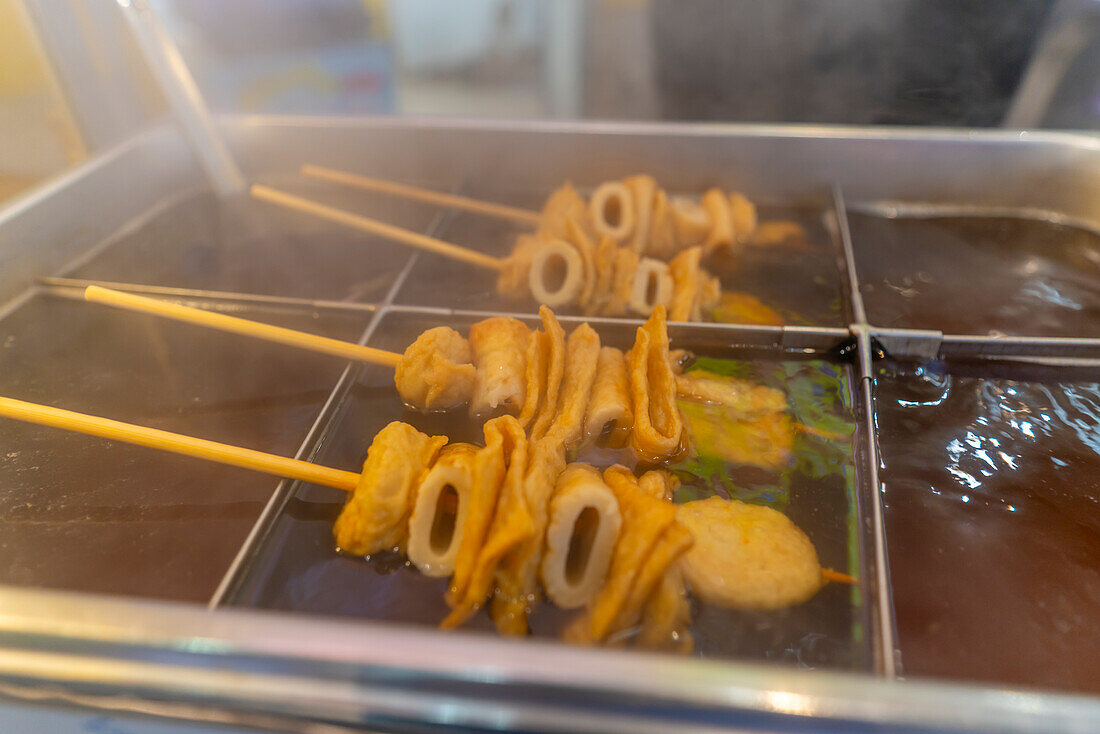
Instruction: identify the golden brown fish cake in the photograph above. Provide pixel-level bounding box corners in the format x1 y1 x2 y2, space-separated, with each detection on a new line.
526 306 568 441
627 306 684 462
701 188 734 255
668 246 704 322
469 317 530 418
442 416 532 629
540 463 622 609
406 443 479 577
583 346 634 448
395 326 477 412
491 436 568 635
638 469 679 501
638 565 694 652
670 196 711 249
333 421 447 556
540 182 587 241
728 192 758 242
624 175 658 254
497 233 542 300
545 322 601 449
676 497 823 610
564 466 689 644
676 371 788 415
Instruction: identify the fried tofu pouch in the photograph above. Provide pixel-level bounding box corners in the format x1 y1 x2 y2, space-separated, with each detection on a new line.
583 346 633 447
395 326 477 411
469 317 530 418
333 421 447 556
564 466 693 644
677 497 823 610
442 415 532 629
627 306 684 462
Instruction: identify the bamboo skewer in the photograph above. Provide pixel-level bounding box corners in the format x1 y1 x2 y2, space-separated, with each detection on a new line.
250 184 507 272
0 396 359 491
84 286 402 368
301 164 541 226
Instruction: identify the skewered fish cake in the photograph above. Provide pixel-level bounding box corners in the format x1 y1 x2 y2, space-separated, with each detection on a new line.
544 322 601 449
334 421 447 556
564 466 693 644
540 463 622 609
406 443 479 577
520 306 568 439
627 306 684 461
395 326 477 411
583 346 634 448
491 436 568 635
676 496 823 610
469 317 530 418
443 416 533 629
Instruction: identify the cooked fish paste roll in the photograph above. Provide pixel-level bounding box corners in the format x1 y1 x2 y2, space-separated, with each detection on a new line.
395 326 477 412
668 246 705 322
629 258 674 316
627 306 684 461
334 421 447 556
701 188 734 255
528 238 585 308
469 317 530 418
545 322 601 449
496 233 541 300
540 182 587 241
407 443 479 577
519 306 567 439
540 464 622 609
442 416 533 629
589 180 634 242
583 347 633 447
624 175 658 254
676 496 823 610
564 466 692 644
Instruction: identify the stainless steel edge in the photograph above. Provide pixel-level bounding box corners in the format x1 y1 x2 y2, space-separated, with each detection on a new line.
0 586 1095 733
0 125 199 306
218 116 1100 230
940 333 1100 359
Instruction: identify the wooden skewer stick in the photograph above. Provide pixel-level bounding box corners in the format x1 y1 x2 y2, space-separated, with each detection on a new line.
250 184 507 272
84 286 402 369
301 164 542 226
0 396 359 491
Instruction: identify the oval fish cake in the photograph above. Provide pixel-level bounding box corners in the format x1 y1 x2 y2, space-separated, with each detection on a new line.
676 496 822 610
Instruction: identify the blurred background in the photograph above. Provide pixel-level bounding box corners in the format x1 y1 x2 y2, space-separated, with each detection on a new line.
2 0 1099 205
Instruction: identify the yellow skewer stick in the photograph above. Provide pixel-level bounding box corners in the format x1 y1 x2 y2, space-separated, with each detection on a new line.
0 396 359 491
301 164 542 226
84 286 402 368
250 184 507 272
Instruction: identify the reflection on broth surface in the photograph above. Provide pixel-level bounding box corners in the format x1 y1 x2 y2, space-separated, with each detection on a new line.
852 215 1100 337
876 361 1100 693
230 311 866 669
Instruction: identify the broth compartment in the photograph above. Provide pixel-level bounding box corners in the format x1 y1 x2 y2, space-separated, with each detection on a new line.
876 359 1100 693
227 311 870 671
851 214 1100 337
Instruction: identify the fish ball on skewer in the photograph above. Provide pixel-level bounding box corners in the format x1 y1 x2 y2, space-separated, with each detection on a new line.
395 327 477 412
540 464 622 609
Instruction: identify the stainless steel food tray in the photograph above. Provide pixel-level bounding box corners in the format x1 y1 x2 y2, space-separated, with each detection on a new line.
0 116 1099 733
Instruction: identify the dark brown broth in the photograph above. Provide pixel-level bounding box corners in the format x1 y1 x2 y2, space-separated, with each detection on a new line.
851 214 1100 336
876 360 1100 693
